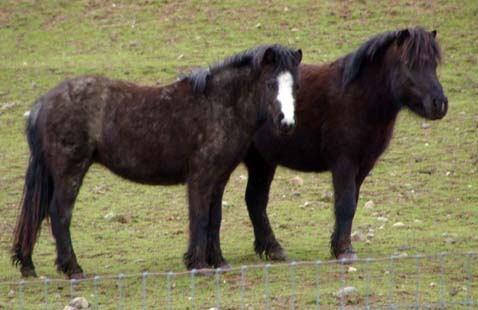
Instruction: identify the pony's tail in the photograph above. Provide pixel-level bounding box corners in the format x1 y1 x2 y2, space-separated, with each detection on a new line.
12 100 54 268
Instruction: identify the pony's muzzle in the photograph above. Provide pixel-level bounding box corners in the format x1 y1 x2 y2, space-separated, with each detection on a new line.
279 117 295 135
432 95 448 119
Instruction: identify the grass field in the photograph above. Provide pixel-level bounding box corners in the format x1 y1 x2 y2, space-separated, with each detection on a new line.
0 0 477 308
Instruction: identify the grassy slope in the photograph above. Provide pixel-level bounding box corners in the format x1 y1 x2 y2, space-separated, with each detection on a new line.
0 0 477 308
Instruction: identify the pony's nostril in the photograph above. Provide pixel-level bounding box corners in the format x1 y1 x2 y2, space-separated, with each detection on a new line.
278 112 284 121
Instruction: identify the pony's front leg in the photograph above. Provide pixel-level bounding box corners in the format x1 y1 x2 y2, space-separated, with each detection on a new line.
206 179 230 269
244 147 285 261
184 175 214 270
331 160 359 262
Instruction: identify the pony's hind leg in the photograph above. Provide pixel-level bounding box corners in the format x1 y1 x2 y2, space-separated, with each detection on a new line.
47 154 91 279
244 147 285 261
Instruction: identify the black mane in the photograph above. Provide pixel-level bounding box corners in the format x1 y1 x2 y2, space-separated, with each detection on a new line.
184 44 299 94
342 27 441 86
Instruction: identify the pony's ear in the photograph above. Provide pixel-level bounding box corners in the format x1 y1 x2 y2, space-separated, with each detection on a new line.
260 47 276 67
396 29 410 46
431 30 437 38
294 49 303 65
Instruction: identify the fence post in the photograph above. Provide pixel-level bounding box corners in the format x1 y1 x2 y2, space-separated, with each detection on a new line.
265 263 271 310
240 266 247 310
190 269 196 310
315 260 321 310
70 278 76 302
118 273 124 310
339 260 346 310
389 256 396 309
43 278 49 310
466 252 472 309
18 279 24 310
415 255 422 309
290 261 297 310
93 276 100 310
364 258 372 310
167 271 173 310
439 252 446 309
142 272 148 310
215 268 222 309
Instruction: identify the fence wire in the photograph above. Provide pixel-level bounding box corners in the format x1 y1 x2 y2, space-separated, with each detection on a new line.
1 252 476 309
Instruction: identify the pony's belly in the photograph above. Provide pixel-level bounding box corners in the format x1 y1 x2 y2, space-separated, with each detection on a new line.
95 152 188 185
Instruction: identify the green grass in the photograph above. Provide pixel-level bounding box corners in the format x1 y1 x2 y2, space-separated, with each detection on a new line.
1 0 477 308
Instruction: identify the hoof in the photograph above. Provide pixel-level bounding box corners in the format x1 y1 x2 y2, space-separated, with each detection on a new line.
266 247 288 261
20 267 37 278
68 272 87 280
337 251 359 264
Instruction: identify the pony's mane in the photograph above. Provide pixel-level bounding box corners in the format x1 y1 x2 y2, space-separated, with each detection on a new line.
342 27 442 86
184 44 299 94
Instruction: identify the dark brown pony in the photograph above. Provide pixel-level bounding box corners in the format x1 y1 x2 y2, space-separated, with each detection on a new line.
12 44 303 279
244 28 447 262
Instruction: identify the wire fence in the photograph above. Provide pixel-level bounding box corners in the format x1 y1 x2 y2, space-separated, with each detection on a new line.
1 252 477 309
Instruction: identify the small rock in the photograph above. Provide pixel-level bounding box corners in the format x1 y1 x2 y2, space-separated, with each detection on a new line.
351 231 362 242
449 288 460 296
23 110 30 118
444 237 456 244
70 296 89 309
238 174 247 181
291 176 304 186
392 222 406 228
377 216 388 222
128 40 138 48
366 232 375 239
421 123 431 129
321 192 333 202
414 219 423 224
104 212 115 220
364 200 375 209
430 282 437 288
398 245 411 251
395 252 408 258
334 286 358 298
7 290 15 298
347 266 357 273
292 191 301 196
222 201 231 208
177 54 184 60
254 23 262 28
63 306 76 310
302 201 313 208
112 215 127 224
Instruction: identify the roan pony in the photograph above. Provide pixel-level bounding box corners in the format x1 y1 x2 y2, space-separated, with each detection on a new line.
243 28 447 262
12 44 303 279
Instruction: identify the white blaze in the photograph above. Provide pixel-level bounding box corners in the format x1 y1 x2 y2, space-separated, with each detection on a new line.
276 71 295 126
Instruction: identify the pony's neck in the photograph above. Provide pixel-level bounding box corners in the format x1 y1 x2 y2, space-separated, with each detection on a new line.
352 59 402 124
213 67 265 130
